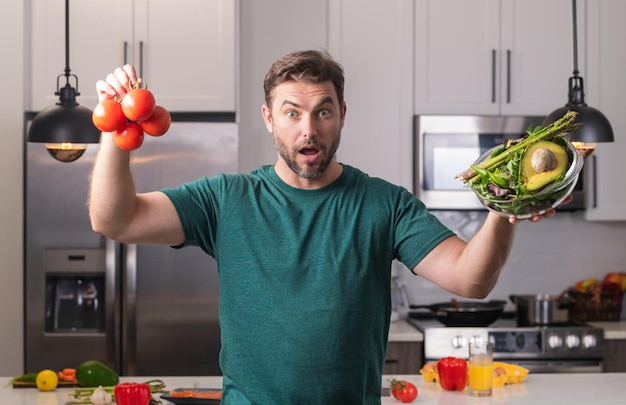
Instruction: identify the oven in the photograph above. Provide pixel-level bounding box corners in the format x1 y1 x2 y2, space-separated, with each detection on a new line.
413 115 586 211
408 315 605 373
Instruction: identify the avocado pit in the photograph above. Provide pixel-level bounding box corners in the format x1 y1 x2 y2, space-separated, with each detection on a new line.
530 147 558 173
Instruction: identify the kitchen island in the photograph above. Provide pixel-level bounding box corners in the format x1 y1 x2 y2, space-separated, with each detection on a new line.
3 373 626 404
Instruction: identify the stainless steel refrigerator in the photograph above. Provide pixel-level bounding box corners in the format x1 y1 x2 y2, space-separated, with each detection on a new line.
24 119 238 376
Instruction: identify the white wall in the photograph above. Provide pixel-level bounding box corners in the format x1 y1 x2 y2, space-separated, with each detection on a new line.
397 210 626 316
0 0 25 375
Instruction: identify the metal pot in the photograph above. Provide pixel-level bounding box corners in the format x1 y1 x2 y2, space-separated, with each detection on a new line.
509 294 574 326
409 300 506 327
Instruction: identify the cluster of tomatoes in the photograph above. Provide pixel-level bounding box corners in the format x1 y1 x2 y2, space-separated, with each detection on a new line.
92 80 171 151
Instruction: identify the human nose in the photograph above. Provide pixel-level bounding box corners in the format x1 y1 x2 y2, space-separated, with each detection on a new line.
301 114 316 138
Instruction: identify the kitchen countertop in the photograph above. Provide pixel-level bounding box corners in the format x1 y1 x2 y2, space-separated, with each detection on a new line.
389 319 626 342
2 321 621 403
3 374 626 404
590 320 626 339
388 319 424 342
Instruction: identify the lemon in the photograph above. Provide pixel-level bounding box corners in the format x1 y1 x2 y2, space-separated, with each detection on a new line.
36 369 59 391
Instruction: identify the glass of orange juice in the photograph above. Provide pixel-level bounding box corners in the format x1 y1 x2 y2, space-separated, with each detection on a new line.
468 341 494 396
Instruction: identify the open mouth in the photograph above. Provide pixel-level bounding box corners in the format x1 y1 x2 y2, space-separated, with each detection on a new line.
297 142 322 163
300 147 319 156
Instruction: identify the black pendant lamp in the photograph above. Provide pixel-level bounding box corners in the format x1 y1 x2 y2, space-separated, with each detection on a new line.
544 0 614 158
27 0 100 162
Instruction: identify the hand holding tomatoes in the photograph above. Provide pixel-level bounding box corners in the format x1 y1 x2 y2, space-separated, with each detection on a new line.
388 378 418 403
92 73 171 151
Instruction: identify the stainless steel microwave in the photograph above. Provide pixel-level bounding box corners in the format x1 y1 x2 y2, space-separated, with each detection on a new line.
413 115 585 211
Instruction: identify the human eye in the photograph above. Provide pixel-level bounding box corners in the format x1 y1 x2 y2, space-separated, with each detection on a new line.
286 110 298 118
318 109 331 118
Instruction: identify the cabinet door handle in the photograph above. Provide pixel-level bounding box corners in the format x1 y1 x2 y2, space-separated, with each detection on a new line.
139 41 144 78
123 41 128 65
491 49 496 103
506 49 511 103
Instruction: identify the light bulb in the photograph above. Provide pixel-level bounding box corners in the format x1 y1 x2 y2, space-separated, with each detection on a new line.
45 142 88 163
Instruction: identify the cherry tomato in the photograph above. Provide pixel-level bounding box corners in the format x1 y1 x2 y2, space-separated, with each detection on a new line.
396 382 417 403
140 105 171 136
388 379 417 403
389 380 402 399
114 122 144 151
92 99 126 132
121 88 156 122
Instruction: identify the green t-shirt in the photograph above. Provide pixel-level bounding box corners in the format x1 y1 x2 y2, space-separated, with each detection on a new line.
162 164 454 404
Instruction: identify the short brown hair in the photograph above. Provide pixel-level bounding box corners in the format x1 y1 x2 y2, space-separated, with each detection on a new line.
263 49 345 110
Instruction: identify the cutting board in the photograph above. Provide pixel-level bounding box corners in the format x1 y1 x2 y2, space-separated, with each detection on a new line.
12 380 79 388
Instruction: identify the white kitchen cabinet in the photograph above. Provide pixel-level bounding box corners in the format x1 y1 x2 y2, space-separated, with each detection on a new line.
414 0 583 116
583 0 626 221
29 0 235 112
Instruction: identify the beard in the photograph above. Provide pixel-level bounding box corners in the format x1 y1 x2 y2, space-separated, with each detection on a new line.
274 132 341 179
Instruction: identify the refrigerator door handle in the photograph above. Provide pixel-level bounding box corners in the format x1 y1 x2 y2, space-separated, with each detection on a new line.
123 243 138 376
105 238 121 372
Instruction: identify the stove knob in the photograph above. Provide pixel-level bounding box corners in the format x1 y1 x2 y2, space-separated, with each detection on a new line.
451 336 467 350
515 334 526 349
582 334 598 349
547 334 563 349
566 334 581 349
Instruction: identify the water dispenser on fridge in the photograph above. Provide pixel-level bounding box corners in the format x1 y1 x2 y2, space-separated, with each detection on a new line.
44 249 106 333
25 247 110 372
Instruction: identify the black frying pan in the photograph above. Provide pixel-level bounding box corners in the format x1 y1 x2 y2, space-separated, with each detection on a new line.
409 300 506 327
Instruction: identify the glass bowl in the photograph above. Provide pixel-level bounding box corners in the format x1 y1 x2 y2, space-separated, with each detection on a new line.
470 139 584 219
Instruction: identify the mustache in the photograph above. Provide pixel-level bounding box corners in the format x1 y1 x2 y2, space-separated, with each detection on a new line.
297 139 323 150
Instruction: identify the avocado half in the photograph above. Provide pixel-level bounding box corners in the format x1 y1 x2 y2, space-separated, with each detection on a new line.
520 141 569 192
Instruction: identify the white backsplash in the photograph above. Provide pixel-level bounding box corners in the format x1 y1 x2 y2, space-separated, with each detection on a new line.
395 210 626 317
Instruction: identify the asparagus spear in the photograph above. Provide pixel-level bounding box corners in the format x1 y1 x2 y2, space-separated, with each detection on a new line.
456 110 580 185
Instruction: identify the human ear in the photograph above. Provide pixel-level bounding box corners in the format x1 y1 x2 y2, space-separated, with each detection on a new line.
261 104 273 133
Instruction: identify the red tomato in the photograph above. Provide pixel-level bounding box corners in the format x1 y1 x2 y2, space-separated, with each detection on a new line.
92 99 126 132
389 380 401 399
396 382 417 403
140 105 171 136
388 379 417 403
114 122 144 151
121 88 156 122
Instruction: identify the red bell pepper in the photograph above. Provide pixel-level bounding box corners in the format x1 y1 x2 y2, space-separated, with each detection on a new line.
436 357 468 391
114 382 152 405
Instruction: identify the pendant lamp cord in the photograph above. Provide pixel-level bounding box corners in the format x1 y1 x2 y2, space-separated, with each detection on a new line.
571 0 579 77
64 0 71 82
566 0 585 105
57 0 80 101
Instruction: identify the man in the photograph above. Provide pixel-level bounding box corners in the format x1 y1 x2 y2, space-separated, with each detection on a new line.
90 50 559 404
